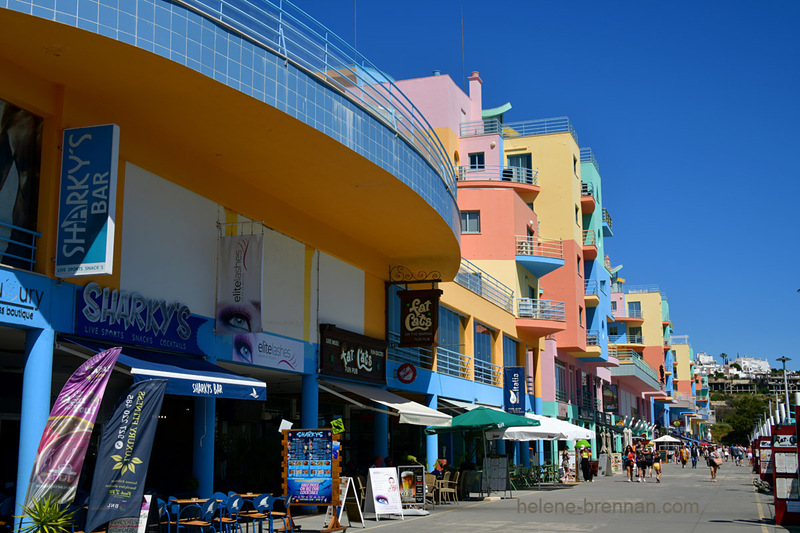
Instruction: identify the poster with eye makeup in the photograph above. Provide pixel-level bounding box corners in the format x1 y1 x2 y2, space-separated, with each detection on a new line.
231 331 304 372
216 234 263 335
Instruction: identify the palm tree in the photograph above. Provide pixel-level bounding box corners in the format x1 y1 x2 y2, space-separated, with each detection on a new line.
720 352 728 366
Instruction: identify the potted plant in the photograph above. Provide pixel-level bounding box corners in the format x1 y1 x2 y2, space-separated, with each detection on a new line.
16 495 77 533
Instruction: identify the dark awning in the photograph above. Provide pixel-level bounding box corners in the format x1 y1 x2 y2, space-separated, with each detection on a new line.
61 338 266 401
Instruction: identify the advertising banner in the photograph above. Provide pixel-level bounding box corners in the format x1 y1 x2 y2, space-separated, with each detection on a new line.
503 366 525 415
602 384 619 413
397 465 424 507
216 234 263 335
364 467 403 519
397 289 442 347
24 347 121 506
286 429 334 504
55 124 120 277
319 325 386 385
231 331 304 372
85 380 167 533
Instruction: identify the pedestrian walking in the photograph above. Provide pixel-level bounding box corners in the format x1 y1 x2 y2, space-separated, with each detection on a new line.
653 450 663 483
580 446 593 482
680 445 689 468
624 445 635 482
636 447 647 482
708 445 722 482
690 445 699 468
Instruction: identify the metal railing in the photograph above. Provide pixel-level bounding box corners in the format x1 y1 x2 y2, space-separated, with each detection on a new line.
581 182 595 198
474 359 502 386
584 279 598 295
580 396 594 410
515 236 563 259
582 230 596 247
671 335 690 345
609 333 643 344
625 285 662 294
587 330 600 346
609 347 639 359
387 332 433 369
460 116 579 142
0 221 41 271
555 389 569 403
602 208 613 232
616 351 659 382
179 0 456 197
459 119 503 137
436 346 471 379
580 147 599 171
454 259 515 313
517 298 566 321
456 165 538 186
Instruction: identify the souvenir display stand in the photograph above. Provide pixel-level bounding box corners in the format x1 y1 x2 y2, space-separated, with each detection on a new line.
772 422 800 526
282 429 347 533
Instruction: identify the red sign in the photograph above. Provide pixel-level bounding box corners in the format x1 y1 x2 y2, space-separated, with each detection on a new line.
397 363 417 384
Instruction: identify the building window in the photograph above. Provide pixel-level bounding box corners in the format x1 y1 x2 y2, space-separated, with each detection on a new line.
575 206 580 225
611 301 617 311
460 211 480 233
468 152 485 170
628 301 641 319
474 322 493 363
609 325 618 336
555 360 568 402
577 255 582 276
503 335 518 367
439 306 462 352
573 155 578 175
579 306 583 328
629 326 642 344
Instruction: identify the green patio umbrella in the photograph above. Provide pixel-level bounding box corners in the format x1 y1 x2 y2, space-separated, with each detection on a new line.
424 406 540 434
575 439 591 449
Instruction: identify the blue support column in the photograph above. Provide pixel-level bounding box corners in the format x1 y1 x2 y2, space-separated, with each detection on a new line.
496 439 506 456
373 408 388 461
193 397 215 497
521 441 530 467
534 396 544 465
426 394 438 471
301 374 319 429
15 328 54 514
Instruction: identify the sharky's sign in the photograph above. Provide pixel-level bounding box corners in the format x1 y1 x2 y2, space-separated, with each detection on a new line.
398 289 442 347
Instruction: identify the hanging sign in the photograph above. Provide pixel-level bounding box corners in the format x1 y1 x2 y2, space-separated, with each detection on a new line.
216 234 263 334
319 325 386 385
398 289 442 347
55 124 120 277
503 366 525 415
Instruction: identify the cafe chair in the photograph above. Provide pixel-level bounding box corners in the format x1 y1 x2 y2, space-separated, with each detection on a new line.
213 494 244 533
179 498 218 533
438 471 459 504
423 473 437 509
157 498 172 533
265 496 292 533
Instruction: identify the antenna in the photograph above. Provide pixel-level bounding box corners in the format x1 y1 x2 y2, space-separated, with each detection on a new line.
354 0 357 64
461 3 466 91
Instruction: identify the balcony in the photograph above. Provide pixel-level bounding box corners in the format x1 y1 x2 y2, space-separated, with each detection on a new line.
456 165 538 188
454 259 515 313
602 208 613 237
515 236 565 277
584 280 600 307
387 332 433 370
611 308 644 323
0 221 42 272
516 298 567 336
580 182 596 214
436 346 471 379
587 329 600 346
474 359 502 387
609 333 644 345
582 229 597 260
609 351 661 390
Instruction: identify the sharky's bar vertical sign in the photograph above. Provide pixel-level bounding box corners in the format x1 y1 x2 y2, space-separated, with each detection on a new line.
397 289 442 347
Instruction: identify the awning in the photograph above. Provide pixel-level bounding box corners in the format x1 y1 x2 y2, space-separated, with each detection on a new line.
319 380 451 427
60 338 267 401
438 397 478 412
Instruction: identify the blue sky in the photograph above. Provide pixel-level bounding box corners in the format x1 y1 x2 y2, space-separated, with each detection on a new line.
295 1 800 369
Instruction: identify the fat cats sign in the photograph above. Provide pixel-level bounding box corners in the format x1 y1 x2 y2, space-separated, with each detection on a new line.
398 289 442 347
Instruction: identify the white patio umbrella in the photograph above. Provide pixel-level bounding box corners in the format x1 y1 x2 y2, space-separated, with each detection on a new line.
653 435 681 443
484 413 595 441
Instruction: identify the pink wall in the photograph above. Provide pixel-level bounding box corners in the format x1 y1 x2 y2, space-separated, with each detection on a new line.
394 74 473 132
539 337 557 402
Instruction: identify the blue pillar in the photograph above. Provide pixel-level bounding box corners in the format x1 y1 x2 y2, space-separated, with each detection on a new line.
301 374 319 429
193 397 215 497
373 408 388 461
426 394 438 471
496 439 506 456
533 396 544 465
15 328 54 515
521 442 530 467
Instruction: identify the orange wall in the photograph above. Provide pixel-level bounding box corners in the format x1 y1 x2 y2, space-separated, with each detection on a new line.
458 188 536 260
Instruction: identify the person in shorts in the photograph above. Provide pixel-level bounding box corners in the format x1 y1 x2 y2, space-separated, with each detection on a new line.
636 447 647 482
653 450 663 483
644 446 654 478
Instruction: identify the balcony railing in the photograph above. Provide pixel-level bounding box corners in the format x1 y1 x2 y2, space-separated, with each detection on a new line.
609 347 639 359
587 329 600 346
555 389 569 403
602 208 613 231
185 0 456 196
517 298 566 321
580 396 594 410
456 165 538 186
616 351 659 382
609 334 643 344
460 116 579 142
515 236 563 259
436 346 471 379
581 182 595 198
625 285 662 294
387 332 434 369
0 221 41 271
580 147 599 171
474 359 501 387
454 259 515 313
582 230 596 247
585 279 598 295
671 335 690 345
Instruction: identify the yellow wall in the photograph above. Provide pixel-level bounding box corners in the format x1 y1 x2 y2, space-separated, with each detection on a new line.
628 292 664 346
672 343 692 384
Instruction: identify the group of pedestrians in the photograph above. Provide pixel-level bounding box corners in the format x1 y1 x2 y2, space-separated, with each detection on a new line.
622 444 662 483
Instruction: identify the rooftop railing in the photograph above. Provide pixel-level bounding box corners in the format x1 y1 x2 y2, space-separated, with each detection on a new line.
580 147 599 171
459 116 579 143
180 0 456 197
454 259 515 313
474 359 502 387
0 221 41 272
517 298 566 321
625 285 662 294
671 335 690 345
515 236 563 259
456 165 538 186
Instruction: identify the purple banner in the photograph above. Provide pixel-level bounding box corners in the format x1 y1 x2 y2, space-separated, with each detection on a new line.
24 347 121 506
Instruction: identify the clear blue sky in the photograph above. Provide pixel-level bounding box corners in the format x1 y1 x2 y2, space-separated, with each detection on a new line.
295 1 800 369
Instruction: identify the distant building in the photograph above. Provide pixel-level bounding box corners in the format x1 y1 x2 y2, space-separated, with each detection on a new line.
732 356 771 375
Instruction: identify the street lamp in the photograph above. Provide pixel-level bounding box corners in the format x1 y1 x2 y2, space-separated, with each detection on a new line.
777 356 792 423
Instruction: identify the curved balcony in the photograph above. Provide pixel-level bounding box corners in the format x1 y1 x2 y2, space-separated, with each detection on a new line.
515 236 565 278
0 0 461 279
580 182 596 214
516 298 567 336
609 351 661 391
584 280 600 307
456 164 538 186
602 208 614 237
582 230 598 260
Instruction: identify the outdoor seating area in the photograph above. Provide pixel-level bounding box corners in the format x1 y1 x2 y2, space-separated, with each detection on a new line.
509 464 561 490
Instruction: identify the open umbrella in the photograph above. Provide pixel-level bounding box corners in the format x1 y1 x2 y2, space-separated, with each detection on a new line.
575 439 591 449
424 406 540 434
653 435 681 443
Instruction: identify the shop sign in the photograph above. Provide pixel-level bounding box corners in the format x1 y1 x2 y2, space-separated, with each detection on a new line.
0 269 50 329
319 325 386 385
55 124 119 277
503 366 526 415
230 331 304 372
595 411 611 425
671 419 683 427
578 407 594 421
602 384 618 413
75 281 208 355
397 289 442 347
396 363 416 384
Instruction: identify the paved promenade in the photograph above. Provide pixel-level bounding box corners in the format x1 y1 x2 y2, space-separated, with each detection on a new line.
294 461 795 533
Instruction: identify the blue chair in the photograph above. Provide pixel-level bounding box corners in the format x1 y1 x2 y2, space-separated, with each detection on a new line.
179 498 218 533
265 496 292 533
157 498 171 533
213 495 244 533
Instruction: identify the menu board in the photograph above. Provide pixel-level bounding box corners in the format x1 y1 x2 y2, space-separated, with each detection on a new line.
610 453 622 473
760 448 773 474
286 429 334 503
397 465 425 506
776 477 800 500
775 452 799 475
